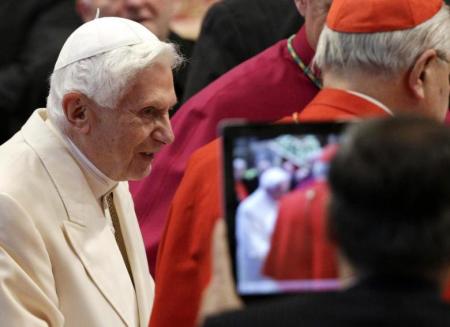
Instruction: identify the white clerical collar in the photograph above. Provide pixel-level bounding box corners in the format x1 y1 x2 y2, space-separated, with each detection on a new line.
45 118 117 200
346 90 393 116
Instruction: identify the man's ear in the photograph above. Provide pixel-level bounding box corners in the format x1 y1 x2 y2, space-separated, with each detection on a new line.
408 49 438 100
294 0 307 16
62 92 91 134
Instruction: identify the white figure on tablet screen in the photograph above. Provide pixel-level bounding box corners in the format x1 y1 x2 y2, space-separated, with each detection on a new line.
236 167 290 292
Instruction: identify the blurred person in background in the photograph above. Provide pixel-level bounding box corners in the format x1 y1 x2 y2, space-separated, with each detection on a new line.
0 0 81 143
170 0 219 40
182 0 303 102
236 167 290 287
263 144 338 281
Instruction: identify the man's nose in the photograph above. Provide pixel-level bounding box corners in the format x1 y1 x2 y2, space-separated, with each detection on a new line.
153 117 175 145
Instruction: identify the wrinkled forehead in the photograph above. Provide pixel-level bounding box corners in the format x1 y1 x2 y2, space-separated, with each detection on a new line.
118 62 177 109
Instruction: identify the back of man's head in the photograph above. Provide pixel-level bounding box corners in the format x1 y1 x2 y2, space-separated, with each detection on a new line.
313 0 450 121
328 116 450 278
314 0 450 77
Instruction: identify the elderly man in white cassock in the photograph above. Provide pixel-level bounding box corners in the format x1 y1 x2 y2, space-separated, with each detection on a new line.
0 16 181 327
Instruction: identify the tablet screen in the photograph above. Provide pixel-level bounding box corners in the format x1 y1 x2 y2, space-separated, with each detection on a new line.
222 122 348 297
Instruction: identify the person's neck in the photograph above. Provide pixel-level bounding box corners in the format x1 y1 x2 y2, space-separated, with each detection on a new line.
65 130 116 182
322 71 415 116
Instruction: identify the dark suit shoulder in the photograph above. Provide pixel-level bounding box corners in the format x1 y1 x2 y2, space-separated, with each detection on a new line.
204 289 450 327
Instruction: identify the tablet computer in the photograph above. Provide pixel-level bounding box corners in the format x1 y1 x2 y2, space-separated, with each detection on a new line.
221 121 349 300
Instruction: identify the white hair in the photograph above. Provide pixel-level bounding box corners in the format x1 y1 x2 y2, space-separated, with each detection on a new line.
47 41 183 128
313 5 450 77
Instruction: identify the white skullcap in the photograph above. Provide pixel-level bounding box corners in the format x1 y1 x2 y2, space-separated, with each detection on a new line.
259 167 290 190
54 17 161 71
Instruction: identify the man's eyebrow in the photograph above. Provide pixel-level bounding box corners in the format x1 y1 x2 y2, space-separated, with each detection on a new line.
140 102 166 111
153 94 178 108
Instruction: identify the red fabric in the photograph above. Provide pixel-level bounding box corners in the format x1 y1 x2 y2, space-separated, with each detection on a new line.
298 88 390 120
150 140 222 327
263 180 337 280
445 111 450 124
130 27 318 274
444 285 450 301
327 0 442 33
150 88 389 327
235 181 249 201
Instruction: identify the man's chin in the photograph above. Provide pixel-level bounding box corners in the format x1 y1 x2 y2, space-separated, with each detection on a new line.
127 165 152 181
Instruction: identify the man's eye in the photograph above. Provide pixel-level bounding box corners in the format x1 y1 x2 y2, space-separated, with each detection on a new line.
142 107 156 116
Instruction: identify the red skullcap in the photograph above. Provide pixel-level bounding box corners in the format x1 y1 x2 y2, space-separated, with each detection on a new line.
327 0 443 33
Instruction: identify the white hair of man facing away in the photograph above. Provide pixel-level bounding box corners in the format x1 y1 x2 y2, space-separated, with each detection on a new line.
313 5 450 76
47 33 183 130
